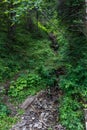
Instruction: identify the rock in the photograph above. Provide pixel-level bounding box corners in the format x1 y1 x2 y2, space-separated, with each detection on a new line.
84 109 87 130
18 120 27 127
14 127 20 130
44 112 49 118
40 112 45 119
32 117 35 120
37 122 43 129
33 122 42 129
23 126 27 130
54 124 65 130
21 96 36 110
29 124 33 128
21 117 25 120
33 123 39 128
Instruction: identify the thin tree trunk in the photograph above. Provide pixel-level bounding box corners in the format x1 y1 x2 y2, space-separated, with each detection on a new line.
26 10 34 32
36 8 39 32
85 0 87 35
8 0 15 40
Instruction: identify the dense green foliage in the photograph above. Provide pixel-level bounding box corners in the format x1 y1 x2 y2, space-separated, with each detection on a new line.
9 72 43 101
58 0 87 129
0 116 17 130
0 0 87 130
58 0 84 29
59 95 84 130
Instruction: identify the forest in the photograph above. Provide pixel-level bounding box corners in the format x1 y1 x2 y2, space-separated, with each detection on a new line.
0 0 87 130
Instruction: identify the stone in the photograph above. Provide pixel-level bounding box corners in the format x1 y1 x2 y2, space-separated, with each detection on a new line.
18 120 27 127
23 126 27 130
38 122 43 129
21 96 36 110
33 123 39 128
32 117 35 120
29 124 33 128
21 117 25 120
84 109 87 130
14 127 20 130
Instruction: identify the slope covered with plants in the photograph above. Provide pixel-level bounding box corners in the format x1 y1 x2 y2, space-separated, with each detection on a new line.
0 0 87 130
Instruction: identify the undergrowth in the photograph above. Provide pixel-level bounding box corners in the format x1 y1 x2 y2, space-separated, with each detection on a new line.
0 24 60 130
0 15 86 130
8 72 46 102
0 116 17 130
58 26 87 130
59 95 84 130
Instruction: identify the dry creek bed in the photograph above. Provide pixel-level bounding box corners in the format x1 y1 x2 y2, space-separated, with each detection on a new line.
10 89 65 130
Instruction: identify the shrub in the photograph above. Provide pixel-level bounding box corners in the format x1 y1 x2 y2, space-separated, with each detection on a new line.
59 64 87 98
37 65 57 87
59 95 84 130
0 104 10 117
27 73 41 88
0 116 17 130
8 72 43 101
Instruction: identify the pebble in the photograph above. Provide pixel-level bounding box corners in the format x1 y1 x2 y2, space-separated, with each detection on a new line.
23 126 27 130
38 122 43 129
29 124 33 128
33 123 39 128
32 117 35 120
21 117 24 120
14 127 20 130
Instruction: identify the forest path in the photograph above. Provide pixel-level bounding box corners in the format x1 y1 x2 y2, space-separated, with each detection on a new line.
10 89 65 130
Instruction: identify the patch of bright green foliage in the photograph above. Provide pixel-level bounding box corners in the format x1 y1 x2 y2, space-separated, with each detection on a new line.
0 116 17 130
59 95 84 130
8 72 45 102
8 66 57 102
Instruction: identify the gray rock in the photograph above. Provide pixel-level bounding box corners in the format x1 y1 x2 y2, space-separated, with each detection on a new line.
29 124 33 128
23 126 27 130
21 96 36 110
14 127 20 130
37 122 43 129
18 120 27 127
32 117 35 120
33 123 39 128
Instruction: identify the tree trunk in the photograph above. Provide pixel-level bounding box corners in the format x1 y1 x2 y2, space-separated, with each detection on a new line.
85 0 87 35
26 10 34 32
8 0 15 40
